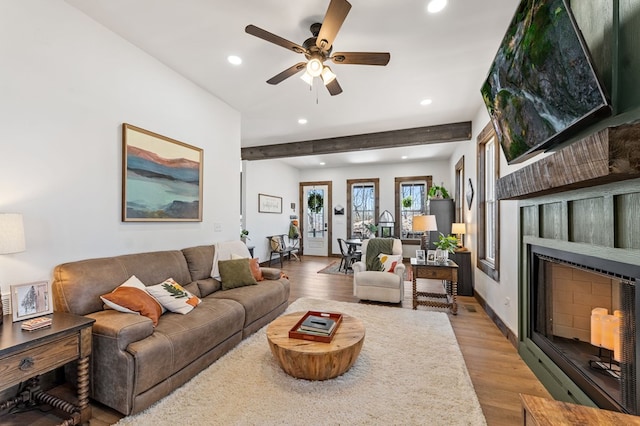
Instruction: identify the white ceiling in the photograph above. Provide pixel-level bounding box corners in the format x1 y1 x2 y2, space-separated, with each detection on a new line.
65 0 518 168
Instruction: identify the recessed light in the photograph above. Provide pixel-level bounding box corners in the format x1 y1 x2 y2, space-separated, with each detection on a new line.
420 98 433 106
427 0 447 14
227 55 242 65
401 155 408 160
319 162 326 166
298 118 308 125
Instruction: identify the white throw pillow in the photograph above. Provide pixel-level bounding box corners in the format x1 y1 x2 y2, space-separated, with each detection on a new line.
377 253 403 273
147 278 201 314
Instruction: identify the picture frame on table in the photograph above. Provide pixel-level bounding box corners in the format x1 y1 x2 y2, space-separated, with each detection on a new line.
415 250 425 262
122 123 203 222
11 281 53 322
258 193 283 213
427 250 437 262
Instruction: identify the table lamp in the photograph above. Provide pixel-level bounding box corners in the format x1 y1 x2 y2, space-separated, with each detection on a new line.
451 222 467 251
412 215 438 250
0 213 26 323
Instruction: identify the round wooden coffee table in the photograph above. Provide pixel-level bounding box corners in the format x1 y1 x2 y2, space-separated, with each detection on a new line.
266 311 365 380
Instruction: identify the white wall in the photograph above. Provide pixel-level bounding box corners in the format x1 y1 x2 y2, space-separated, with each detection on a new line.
300 160 453 257
0 1 241 298
243 160 300 263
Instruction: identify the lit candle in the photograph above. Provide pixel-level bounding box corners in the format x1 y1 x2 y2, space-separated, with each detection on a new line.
601 315 616 351
590 307 608 347
614 310 622 362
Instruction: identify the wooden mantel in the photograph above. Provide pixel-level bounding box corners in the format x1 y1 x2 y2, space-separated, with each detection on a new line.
497 122 640 200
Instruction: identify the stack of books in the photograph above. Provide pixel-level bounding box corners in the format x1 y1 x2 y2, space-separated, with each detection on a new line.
21 317 52 331
297 315 337 336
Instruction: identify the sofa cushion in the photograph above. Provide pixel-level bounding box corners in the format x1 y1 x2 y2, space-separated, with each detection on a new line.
126 298 244 395
100 276 163 326
196 278 221 298
211 279 288 328
219 258 258 290
181 245 214 281
146 278 201 314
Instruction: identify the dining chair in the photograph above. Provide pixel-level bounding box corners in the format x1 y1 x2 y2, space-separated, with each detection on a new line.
337 238 361 273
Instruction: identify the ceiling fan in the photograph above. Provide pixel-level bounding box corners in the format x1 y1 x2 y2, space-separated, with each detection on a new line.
245 0 390 96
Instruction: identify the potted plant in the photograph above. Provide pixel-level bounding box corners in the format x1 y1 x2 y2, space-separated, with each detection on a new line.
434 233 457 263
240 229 250 243
401 196 413 209
428 184 450 199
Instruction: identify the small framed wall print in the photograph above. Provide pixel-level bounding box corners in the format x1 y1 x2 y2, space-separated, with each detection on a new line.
258 193 283 213
415 250 425 262
427 250 437 262
11 281 53 322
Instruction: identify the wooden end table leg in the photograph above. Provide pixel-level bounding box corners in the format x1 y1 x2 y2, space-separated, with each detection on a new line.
77 355 91 424
412 268 418 310
451 280 458 315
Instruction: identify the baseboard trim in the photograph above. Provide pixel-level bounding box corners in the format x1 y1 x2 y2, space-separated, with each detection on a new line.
474 293 518 348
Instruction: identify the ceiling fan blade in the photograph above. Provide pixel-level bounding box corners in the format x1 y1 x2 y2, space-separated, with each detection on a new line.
331 52 391 66
325 78 343 96
245 25 307 54
266 62 307 85
316 0 352 51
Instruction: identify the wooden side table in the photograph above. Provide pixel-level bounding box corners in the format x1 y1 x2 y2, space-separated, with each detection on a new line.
0 312 95 425
411 258 459 315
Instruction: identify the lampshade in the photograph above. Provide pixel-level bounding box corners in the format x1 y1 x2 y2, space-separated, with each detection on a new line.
320 66 336 85
306 57 323 77
412 215 438 232
300 71 314 86
451 223 466 235
378 210 394 226
0 213 26 254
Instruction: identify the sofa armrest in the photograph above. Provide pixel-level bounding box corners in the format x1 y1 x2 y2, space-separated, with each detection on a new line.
393 263 406 279
352 261 365 273
86 310 154 351
260 267 284 280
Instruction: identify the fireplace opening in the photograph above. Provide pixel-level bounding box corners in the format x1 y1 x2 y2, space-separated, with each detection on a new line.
529 245 640 414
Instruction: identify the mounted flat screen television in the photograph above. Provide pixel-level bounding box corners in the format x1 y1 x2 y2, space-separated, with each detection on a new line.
481 0 611 164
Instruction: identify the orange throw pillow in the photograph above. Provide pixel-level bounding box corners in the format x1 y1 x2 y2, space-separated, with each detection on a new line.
249 258 264 281
101 286 163 326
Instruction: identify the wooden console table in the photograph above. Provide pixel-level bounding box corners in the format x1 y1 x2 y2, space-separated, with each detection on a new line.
520 394 640 425
411 258 459 314
0 312 95 425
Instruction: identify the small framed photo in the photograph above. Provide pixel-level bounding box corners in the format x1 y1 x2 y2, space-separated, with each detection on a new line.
415 250 425 262
427 250 437 262
11 281 53 322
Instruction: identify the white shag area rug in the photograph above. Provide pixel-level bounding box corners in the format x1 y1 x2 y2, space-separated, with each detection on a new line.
116 298 486 426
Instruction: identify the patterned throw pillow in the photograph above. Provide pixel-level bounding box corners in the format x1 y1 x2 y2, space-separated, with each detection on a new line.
377 253 403 273
100 275 163 326
147 278 201 314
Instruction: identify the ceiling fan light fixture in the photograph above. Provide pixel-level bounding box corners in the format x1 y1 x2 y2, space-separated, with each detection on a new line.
320 66 336 85
300 71 314 86
306 57 323 77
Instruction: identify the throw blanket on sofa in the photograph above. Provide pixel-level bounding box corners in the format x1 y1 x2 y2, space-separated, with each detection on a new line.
365 238 394 271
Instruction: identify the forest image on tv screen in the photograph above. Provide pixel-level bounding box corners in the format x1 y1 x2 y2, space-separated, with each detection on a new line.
481 0 609 163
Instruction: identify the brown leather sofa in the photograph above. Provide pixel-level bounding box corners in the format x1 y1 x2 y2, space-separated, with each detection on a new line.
52 244 290 415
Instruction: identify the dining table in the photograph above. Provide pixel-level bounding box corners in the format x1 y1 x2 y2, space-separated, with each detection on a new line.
344 238 362 255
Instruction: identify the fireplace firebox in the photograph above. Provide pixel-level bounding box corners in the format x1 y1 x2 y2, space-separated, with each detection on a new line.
528 245 640 414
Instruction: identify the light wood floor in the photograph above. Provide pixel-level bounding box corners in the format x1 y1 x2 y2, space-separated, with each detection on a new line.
4 256 551 425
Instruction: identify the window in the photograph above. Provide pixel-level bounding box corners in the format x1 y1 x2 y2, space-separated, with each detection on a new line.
477 122 500 281
394 176 431 240
347 179 379 239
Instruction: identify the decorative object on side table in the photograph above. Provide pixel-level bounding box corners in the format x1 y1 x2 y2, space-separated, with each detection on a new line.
451 222 467 251
428 183 450 199
11 280 53 322
412 215 438 250
433 233 458 264
0 213 27 324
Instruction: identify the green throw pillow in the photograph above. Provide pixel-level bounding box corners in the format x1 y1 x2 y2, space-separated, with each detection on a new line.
218 258 258 290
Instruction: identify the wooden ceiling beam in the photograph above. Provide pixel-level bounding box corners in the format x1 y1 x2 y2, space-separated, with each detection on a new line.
241 121 472 161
